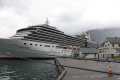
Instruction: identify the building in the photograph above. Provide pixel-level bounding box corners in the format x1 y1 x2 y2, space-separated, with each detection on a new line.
98 37 120 58
79 48 98 58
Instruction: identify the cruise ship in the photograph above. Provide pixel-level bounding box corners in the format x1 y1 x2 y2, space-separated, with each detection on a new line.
0 20 98 60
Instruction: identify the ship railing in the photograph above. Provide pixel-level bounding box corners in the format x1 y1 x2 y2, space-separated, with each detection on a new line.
55 59 67 80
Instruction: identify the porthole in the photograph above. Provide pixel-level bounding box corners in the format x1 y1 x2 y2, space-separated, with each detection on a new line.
24 43 26 45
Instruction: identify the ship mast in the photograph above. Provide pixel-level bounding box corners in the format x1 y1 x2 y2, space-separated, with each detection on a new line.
45 18 50 25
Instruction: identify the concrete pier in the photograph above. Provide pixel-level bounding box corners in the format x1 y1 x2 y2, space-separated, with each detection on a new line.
56 58 120 80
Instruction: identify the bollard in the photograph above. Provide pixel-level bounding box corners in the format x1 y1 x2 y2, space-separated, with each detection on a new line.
108 66 113 77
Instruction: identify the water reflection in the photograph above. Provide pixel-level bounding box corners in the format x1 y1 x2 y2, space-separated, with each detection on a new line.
0 60 58 80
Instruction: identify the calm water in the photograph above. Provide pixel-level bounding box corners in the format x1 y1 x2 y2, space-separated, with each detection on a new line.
0 60 58 80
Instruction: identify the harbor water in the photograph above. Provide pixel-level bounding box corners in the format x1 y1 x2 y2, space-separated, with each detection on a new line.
0 60 58 80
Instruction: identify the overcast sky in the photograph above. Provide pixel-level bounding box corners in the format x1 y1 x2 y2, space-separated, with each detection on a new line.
0 0 120 38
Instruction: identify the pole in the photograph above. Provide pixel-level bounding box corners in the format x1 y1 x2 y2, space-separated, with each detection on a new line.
85 38 87 48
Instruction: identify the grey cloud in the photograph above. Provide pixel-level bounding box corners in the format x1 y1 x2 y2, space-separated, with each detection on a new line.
56 13 81 23
0 0 6 7
54 13 87 35
0 0 120 38
0 0 30 15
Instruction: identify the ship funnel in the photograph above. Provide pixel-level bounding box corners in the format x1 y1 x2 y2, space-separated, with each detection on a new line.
85 32 91 40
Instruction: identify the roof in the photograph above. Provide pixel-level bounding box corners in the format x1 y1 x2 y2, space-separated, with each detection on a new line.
107 37 120 44
100 42 105 46
80 48 98 54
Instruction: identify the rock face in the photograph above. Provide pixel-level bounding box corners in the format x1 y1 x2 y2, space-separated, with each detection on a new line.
87 28 120 44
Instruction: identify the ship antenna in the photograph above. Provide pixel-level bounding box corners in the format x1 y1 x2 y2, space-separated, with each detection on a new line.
45 18 50 25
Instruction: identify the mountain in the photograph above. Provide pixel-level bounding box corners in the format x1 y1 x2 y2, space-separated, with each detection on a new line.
87 28 120 44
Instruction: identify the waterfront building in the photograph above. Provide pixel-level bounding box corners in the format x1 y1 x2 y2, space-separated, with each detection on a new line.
98 37 120 58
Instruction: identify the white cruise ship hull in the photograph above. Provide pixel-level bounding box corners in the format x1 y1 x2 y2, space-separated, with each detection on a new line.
0 38 72 60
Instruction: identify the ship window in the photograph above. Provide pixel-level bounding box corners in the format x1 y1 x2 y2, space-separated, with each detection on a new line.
56 46 61 48
63 47 67 49
52 46 54 47
24 43 26 45
45 45 50 47
30 43 32 45
35 44 37 46
40 45 42 46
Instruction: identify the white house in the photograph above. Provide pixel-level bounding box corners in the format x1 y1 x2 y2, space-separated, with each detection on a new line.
79 48 98 58
98 37 120 58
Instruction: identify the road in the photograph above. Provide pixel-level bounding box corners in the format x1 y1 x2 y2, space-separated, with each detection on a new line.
56 58 120 80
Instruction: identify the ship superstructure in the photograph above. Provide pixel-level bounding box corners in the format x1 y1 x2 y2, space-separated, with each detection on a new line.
11 24 97 48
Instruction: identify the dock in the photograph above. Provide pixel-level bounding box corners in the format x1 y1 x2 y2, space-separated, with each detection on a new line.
56 58 120 80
